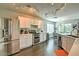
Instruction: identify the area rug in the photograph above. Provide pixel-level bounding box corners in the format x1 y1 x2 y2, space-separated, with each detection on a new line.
55 50 68 56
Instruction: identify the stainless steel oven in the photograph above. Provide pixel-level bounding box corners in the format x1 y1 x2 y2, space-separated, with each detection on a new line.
33 33 40 45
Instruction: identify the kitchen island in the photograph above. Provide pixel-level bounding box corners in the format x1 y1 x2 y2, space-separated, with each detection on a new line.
60 34 79 55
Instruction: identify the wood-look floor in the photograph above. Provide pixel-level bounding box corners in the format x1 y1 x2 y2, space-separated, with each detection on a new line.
13 38 58 56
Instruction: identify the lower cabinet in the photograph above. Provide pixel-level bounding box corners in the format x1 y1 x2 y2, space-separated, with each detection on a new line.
20 34 32 49
68 38 79 56
61 35 75 53
11 40 20 54
0 40 20 56
66 37 75 52
61 36 67 51
40 33 46 43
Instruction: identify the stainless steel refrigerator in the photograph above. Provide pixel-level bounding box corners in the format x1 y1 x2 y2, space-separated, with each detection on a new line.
0 17 20 56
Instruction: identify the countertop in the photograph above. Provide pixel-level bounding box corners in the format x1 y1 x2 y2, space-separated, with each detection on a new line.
67 35 79 38
60 34 79 38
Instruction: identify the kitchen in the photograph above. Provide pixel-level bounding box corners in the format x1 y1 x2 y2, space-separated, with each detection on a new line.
0 3 79 56
0 5 47 55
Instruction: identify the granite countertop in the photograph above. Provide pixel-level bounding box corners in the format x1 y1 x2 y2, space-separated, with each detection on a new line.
60 34 79 38
67 35 79 38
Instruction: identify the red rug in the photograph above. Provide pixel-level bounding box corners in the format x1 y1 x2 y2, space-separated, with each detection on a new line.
55 50 68 56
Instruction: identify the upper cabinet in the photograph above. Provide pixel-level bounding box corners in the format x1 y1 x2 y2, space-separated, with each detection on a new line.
37 20 43 28
18 16 31 28
31 19 43 28
18 16 43 29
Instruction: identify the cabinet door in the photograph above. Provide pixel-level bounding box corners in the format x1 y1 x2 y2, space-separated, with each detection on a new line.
69 38 79 56
38 20 43 28
11 40 20 54
19 17 31 28
62 36 67 50
26 34 32 47
20 35 28 49
66 37 75 52
40 33 44 42
20 34 32 49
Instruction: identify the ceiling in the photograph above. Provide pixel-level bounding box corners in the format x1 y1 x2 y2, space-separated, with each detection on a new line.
0 3 79 22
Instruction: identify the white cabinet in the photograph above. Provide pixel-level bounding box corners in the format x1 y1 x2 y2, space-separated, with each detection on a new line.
40 33 44 42
38 20 43 28
40 33 46 43
69 38 79 56
66 37 75 52
20 34 32 49
61 35 75 52
40 21 46 43
61 36 67 51
19 16 31 28
27 34 32 47
40 27 46 43
11 40 20 54
19 16 43 29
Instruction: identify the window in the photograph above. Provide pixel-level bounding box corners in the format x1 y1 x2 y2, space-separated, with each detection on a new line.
47 24 54 34
56 23 72 35
65 24 72 33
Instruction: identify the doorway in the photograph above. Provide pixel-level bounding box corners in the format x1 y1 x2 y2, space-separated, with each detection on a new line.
47 24 54 38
